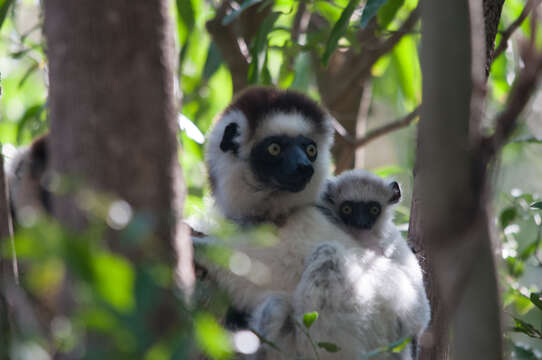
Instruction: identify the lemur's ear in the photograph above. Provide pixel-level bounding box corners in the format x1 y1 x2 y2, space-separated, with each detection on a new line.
219 122 240 154
389 181 401 204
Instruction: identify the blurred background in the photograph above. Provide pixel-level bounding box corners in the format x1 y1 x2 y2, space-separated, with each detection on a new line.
1 0 542 358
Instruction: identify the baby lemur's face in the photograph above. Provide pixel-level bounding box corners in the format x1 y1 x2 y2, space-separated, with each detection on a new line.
320 169 400 237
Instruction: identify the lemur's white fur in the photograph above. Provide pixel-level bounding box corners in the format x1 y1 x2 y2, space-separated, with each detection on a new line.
248 170 430 360
4 145 44 223
198 90 429 359
205 109 333 222
290 170 430 359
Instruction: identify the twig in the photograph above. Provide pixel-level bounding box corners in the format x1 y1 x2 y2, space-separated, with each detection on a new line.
206 1 250 93
294 319 321 360
327 6 421 109
485 44 542 157
493 0 542 61
333 106 420 149
354 106 420 148
333 106 419 173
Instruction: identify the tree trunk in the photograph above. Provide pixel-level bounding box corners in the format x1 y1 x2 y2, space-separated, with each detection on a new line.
44 0 193 332
409 0 503 358
0 151 15 360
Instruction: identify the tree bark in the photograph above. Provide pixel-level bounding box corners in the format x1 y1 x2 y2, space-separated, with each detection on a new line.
44 0 193 333
409 0 503 358
483 0 505 73
0 151 15 360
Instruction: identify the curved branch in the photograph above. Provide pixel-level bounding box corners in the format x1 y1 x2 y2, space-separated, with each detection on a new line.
493 0 542 61
206 1 250 93
333 106 420 149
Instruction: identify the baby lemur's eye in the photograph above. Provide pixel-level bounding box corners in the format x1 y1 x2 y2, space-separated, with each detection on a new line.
306 144 317 158
267 143 281 156
369 204 381 216
341 204 352 215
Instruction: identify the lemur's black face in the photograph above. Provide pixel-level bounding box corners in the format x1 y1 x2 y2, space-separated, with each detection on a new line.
250 135 317 192
338 200 381 230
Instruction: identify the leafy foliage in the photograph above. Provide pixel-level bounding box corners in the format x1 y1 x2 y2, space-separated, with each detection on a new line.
1 0 542 358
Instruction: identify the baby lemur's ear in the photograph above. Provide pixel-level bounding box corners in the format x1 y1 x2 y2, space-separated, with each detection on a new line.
322 180 336 205
389 181 401 204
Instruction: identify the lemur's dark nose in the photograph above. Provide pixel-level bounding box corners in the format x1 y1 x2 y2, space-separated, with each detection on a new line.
296 162 314 179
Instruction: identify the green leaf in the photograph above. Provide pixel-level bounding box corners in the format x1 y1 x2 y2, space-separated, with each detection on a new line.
506 257 524 277
511 317 542 339
377 0 405 29
391 35 421 107
202 42 223 81
0 0 14 31
92 252 135 312
500 207 517 228
194 313 233 359
530 292 542 311
302 311 318 329
322 0 360 65
318 342 341 353
222 0 264 25
390 337 412 353
176 0 195 31
531 202 542 210
18 62 39 88
16 103 46 144
360 0 388 29
248 12 281 84
520 240 539 261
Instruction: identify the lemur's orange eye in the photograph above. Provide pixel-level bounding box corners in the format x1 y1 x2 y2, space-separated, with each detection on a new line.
267 143 281 156
341 205 352 215
306 144 317 157
369 205 380 216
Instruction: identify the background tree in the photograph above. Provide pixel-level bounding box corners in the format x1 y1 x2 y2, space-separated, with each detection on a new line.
1 0 542 358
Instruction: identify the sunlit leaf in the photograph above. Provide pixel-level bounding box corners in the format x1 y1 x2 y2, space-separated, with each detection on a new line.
360 0 388 29
194 313 233 359
390 337 412 352
514 293 534 315
391 35 421 107
360 337 412 358
0 0 14 31
302 311 318 328
176 0 195 31
222 0 264 25
318 342 340 352
92 252 135 312
322 0 360 65
373 165 404 177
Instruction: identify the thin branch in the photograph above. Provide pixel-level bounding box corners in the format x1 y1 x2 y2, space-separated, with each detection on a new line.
493 0 542 61
484 43 542 158
206 1 250 93
354 106 420 147
328 6 421 108
333 106 420 149
333 106 420 174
